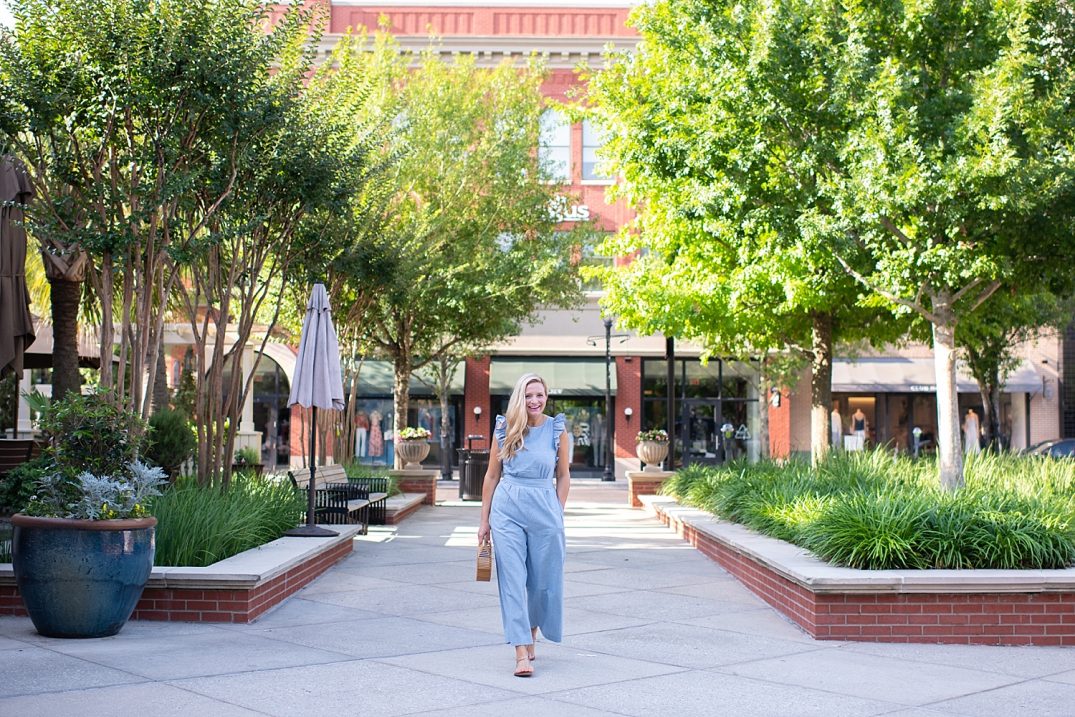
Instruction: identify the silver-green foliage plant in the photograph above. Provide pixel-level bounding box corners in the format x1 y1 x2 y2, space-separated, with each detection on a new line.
27 461 166 520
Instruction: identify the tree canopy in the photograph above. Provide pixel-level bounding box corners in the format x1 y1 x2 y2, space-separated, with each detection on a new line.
589 0 1075 486
319 33 592 456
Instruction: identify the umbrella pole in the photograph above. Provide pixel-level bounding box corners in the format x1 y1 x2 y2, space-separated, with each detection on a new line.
286 405 336 537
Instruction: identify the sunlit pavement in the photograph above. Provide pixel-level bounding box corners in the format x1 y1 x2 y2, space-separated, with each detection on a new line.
4 478 1075 716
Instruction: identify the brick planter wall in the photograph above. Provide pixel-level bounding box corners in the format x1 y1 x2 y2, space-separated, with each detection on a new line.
391 469 437 505
654 501 1075 646
626 470 672 508
1 529 354 624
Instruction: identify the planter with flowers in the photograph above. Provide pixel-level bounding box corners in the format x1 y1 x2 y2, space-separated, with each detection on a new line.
635 428 669 471
395 426 432 468
11 391 166 638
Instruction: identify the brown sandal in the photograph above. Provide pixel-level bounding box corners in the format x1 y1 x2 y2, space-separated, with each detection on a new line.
514 656 533 677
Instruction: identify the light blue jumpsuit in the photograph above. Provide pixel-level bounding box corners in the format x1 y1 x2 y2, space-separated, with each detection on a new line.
489 413 566 646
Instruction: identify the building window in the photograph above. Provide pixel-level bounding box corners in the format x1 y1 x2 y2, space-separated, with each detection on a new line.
582 119 610 181
540 109 571 182
580 234 613 291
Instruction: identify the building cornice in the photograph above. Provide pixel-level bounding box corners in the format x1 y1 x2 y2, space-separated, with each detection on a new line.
315 33 636 68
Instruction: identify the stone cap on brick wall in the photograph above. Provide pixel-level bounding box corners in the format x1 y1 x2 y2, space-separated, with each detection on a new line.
0 524 361 591
645 497 1075 595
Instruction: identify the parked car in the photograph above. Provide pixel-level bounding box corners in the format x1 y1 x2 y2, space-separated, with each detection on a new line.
1024 439 1075 459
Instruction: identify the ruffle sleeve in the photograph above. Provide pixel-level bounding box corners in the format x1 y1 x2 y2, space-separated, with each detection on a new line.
493 415 507 448
552 413 567 454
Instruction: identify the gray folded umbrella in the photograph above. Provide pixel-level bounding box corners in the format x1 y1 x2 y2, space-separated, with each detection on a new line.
286 283 345 537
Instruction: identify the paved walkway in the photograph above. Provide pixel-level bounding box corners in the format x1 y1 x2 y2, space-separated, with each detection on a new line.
5 480 1075 716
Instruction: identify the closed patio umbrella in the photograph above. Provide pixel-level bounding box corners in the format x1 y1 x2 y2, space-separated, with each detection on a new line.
0 156 35 437
286 283 345 537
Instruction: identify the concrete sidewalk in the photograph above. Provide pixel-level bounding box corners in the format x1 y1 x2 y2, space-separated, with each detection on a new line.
4 479 1075 716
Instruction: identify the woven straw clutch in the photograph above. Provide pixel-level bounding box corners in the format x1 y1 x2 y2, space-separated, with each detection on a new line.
476 539 493 581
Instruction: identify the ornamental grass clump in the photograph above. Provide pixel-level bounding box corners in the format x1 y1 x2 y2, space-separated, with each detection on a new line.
148 474 304 567
663 450 1075 570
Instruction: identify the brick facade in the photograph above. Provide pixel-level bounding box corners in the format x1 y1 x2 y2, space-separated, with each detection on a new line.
768 391 790 459
615 356 641 461
464 356 492 450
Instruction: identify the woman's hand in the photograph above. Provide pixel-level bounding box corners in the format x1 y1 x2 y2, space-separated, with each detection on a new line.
477 521 491 544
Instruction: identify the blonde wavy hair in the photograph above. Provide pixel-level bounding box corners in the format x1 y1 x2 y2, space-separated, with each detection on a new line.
500 373 549 462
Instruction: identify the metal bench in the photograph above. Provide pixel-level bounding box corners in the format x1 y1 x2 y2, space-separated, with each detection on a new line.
289 464 371 533
344 477 389 525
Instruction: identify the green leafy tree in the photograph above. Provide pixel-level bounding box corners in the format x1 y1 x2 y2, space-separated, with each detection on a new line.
592 0 1075 488
320 34 590 465
959 289 1073 449
0 0 326 415
585 0 902 463
820 0 1075 488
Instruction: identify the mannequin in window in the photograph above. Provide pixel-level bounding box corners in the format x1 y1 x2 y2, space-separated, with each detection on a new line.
591 412 606 467
831 404 843 449
963 408 981 455
368 410 384 460
354 409 370 458
851 408 868 448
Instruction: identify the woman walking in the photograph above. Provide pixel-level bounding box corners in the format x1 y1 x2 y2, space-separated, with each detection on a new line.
477 373 571 678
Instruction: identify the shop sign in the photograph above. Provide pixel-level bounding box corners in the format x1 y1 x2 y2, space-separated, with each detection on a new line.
909 384 937 392
549 197 590 222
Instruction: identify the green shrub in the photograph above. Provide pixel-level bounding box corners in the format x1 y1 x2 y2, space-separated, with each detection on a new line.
38 390 147 479
233 446 261 466
0 455 51 515
664 450 1075 570
344 461 400 496
145 409 197 479
149 474 304 567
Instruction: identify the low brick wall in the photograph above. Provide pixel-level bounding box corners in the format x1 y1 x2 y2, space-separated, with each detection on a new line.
385 495 425 525
391 469 437 505
1 527 355 624
626 470 672 508
653 500 1075 646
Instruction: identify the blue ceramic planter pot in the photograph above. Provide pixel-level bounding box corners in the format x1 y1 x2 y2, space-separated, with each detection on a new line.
12 514 156 638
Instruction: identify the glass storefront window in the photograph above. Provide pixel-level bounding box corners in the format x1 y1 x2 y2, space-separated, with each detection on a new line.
491 395 611 476
641 357 759 466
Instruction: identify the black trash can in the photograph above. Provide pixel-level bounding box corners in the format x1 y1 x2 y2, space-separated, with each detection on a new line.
459 443 490 501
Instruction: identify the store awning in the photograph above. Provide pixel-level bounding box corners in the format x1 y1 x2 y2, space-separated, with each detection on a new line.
832 357 1042 394
490 357 617 396
356 359 465 396
256 350 466 397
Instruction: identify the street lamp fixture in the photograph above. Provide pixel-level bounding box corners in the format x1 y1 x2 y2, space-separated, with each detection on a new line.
588 317 628 482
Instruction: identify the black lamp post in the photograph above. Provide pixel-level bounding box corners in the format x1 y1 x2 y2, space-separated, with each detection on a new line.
602 317 614 481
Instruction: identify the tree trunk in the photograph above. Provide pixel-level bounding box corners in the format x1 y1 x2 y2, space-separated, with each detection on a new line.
932 308 964 491
48 276 83 401
810 312 834 466
977 378 1002 451
392 356 411 470
151 336 170 414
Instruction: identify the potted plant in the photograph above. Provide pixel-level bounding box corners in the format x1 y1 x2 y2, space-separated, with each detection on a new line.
11 391 166 638
232 445 264 478
395 426 432 468
635 428 670 471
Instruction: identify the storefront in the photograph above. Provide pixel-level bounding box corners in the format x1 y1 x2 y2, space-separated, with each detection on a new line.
489 357 616 477
641 357 760 467
830 357 1044 452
